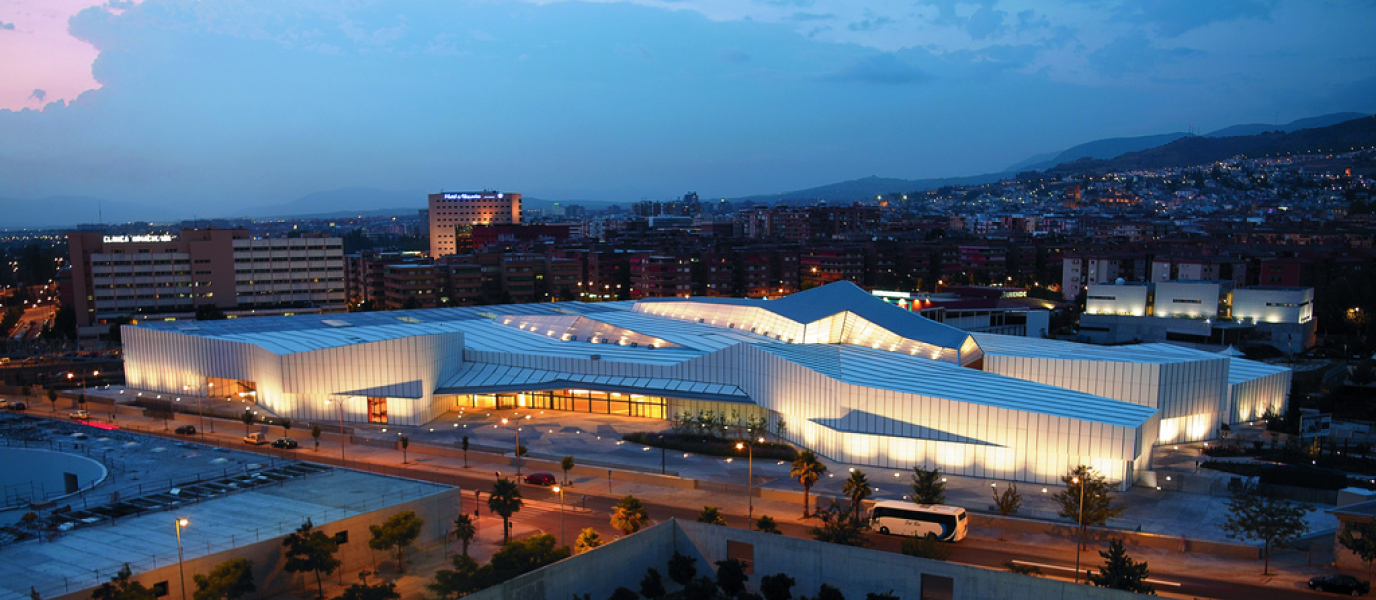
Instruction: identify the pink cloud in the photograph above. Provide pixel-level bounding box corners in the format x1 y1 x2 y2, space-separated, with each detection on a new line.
0 0 141 111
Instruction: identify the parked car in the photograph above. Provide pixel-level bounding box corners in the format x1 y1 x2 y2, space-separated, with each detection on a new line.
1309 575 1370 596
175 425 197 435
69 410 91 421
5 401 26 411
524 472 556 486
0 399 8 408
243 432 268 445
271 438 298 449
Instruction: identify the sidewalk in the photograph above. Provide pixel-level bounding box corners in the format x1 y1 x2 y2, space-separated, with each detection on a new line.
67 389 1353 595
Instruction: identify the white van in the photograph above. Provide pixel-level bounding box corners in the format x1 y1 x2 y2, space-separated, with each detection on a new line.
243 432 269 445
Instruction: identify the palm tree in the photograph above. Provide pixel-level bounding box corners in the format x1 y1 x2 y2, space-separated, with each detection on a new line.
611 495 649 535
842 470 872 522
696 506 726 526
790 450 827 517
453 514 476 557
487 478 523 544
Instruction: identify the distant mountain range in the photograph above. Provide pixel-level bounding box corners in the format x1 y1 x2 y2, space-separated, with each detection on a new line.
5 111 1372 228
1044 114 1376 175
1003 112 1367 173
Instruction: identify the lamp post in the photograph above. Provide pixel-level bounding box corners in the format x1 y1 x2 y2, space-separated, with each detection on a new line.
735 436 763 529
501 415 530 477
174 517 189 600
553 485 565 548
205 382 215 432
185 385 204 441
327 399 345 462
1072 475 1086 583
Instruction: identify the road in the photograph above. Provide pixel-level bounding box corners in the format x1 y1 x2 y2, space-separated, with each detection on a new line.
64 410 1332 600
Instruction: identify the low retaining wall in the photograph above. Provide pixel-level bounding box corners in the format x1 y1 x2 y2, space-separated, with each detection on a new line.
967 513 1260 559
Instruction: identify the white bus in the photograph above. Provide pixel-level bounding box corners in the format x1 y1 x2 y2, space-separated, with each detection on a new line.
870 501 968 542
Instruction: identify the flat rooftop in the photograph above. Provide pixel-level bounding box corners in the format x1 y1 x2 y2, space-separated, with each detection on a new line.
0 415 448 600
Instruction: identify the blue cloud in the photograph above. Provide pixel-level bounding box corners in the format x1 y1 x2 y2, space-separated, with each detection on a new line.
824 54 929 85
1088 31 1203 74
1115 0 1278 37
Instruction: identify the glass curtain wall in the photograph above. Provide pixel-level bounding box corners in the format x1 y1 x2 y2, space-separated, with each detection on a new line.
455 390 665 419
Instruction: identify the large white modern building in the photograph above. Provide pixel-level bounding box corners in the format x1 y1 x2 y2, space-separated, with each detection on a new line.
122 282 1290 490
1081 280 1316 353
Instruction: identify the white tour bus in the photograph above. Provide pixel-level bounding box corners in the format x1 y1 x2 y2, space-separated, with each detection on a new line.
870 501 968 542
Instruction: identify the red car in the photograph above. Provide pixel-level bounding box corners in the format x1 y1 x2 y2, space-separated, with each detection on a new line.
524 472 556 486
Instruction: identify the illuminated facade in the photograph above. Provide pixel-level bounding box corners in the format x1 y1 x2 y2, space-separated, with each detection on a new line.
427 191 522 257
122 281 1290 490
1081 280 1315 352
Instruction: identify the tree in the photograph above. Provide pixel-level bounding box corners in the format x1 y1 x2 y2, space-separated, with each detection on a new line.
47 388 58 412
488 478 523 544
640 568 666 599
561 455 575 485
369 510 423 574
715 559 749 596
1086 539 1155 594
814 584 845 600
809 502 869 547
790 450 827 517
1220 490 1311 575
608 588 639 600
240 411 254 436
192 558 256 600
574 527 604 554
428 554 480 600
92 564 155 600
1053 465 1125 549
399 435 409 464
1339 519 1376 581
667 551 697 586
612 495 650 534
760 573 795 600
462 436 470 467
865 593 899 600
338 582 399 600
282 519 341 599
756 515 781 534
991 482 1022 541
696 506 727 526
311 424 321 451
909 466 946 505
453 514 477 557
842 470 872 522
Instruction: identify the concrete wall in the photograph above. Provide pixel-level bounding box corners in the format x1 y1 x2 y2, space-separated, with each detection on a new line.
467 519 1153 600
49 487 460 600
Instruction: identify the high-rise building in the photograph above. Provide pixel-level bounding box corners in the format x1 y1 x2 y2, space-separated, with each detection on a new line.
428 191 522 258
68 229 345 337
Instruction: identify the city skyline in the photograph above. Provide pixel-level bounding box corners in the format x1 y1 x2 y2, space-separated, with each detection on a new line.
1 0 1374 213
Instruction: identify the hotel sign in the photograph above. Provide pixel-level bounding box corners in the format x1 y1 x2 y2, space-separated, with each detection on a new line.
103 234 174 243
443 193 503 200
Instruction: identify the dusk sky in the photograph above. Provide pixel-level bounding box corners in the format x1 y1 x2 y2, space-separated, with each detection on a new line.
2 0 1374 214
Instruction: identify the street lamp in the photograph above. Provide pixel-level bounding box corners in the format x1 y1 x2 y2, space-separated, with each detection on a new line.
1072 475 1086 583
185 385 204 441
553 485 565 548
501 415 530 477
174 517 189 600
205 382 214 432
326 399 345 462
735 436 764 529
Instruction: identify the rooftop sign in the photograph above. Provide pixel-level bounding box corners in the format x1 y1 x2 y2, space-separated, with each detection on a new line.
443 193 504 200
103 234 174 243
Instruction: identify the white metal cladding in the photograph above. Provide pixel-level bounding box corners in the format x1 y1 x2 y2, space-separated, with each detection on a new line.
122 325 465 427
